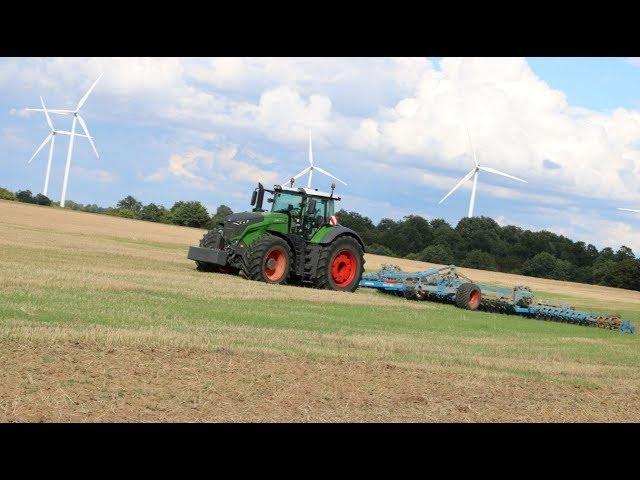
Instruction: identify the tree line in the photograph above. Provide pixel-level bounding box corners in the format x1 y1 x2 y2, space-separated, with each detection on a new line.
0 187 231 230
2 185 638 291
336 210 640 291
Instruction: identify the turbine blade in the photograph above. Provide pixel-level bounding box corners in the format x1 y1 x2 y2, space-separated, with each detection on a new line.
313 166 347 186
76 73 103 111
57 130 91 138
479 166 527 183
292 167 311 180
28 133 52 163
40 97 54 130
438 169 476 204
464 123 478 167
618 208 640 213
25 108 74 114
77 114 99 157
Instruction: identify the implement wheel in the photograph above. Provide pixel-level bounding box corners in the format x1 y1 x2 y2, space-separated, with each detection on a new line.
314 236 364 292
244 235 292 285
456 282 481 310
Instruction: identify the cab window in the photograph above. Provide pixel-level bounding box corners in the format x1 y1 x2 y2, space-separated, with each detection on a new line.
271 192 303 214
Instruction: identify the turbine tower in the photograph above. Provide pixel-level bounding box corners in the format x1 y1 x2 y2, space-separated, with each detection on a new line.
27 74 102 207
439 127 527 218
285 131 347 189
27 97 91 197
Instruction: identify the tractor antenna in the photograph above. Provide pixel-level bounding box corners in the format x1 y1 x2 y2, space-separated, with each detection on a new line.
330 182 336 198
289 177 295 188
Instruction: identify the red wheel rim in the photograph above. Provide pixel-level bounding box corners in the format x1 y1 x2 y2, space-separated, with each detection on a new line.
468 289 480 309
331 250 357 287
264 247 287 281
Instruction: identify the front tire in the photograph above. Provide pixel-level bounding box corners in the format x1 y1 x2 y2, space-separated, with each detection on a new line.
244 235 292 284
314 236 364 292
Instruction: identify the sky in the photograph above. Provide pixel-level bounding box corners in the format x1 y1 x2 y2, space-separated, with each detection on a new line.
1 57 639 254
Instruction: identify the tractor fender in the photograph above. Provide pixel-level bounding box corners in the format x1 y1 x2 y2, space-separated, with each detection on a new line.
319 226 365 251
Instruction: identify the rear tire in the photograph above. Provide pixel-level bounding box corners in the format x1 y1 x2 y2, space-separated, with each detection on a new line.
243 235 292 284
314 236 364 292
455 282 481 310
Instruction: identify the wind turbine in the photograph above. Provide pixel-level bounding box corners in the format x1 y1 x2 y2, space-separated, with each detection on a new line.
439 127 527 218
285 131 347 189
27 97 91 197
26 73 102 207
618 208 640 214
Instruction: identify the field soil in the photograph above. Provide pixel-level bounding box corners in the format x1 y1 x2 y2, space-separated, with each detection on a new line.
1 200 639 422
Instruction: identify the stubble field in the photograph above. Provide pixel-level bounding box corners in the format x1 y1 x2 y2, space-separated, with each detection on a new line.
1 200 639 422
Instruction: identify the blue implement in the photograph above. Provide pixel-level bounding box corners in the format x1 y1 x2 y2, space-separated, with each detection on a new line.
359 264 633 334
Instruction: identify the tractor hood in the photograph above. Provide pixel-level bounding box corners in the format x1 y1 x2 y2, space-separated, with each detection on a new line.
222 212 264 240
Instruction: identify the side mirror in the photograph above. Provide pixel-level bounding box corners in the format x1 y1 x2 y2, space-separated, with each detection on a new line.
307 199 317 216
250 190 257 206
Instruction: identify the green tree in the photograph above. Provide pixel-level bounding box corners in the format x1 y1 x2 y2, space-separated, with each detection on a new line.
455 217 507 266
551 258 576 281
336 209 377 246
140 203 169 223
116 195 143 215
522 252 557 278
462 249 497 270
366 243 395 256
609 258 640 290
110 208 137 219
416 244 455 265
170 201 210 228
394 215 433 256
209 204 233 228
615 246 636 261
63 200 85 211
0 186 15 201
15 190 35 203
33 193 52 206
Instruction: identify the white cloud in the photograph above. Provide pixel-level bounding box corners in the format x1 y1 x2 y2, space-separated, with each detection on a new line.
9 108 30 118
524 205 640 253
351 57 640 203
339 192 433 222
145 146 280 190
73 166 115 183
2 127 26 145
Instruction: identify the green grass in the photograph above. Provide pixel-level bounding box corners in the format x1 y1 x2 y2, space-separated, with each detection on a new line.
2 280 638 386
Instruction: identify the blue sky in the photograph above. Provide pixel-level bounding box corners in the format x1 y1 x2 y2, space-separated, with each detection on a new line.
1 57 639 253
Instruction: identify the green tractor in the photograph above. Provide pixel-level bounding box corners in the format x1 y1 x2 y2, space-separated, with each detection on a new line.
187 182 365 291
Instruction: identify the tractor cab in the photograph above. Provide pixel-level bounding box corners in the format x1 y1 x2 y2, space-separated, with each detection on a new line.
251 182 338 239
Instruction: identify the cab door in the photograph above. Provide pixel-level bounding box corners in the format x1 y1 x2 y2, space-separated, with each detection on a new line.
302 197 329 240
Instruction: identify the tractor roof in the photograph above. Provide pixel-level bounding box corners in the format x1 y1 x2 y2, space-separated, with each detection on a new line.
274 184 341 200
